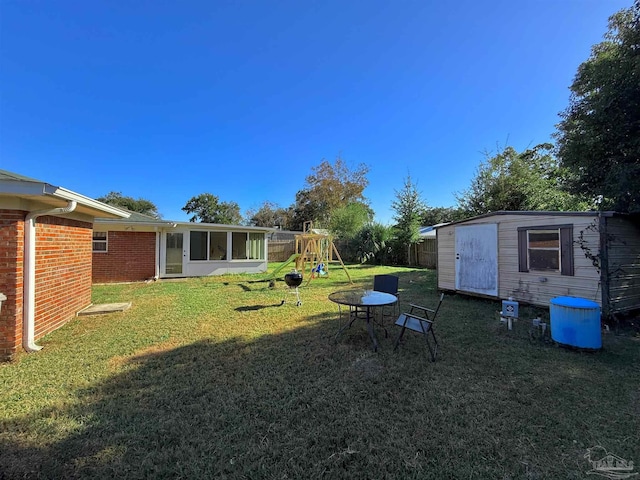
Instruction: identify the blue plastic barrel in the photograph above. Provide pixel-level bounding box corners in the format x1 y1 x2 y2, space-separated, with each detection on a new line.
549 296 601 349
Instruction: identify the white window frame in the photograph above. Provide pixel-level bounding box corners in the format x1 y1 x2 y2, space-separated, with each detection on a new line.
189 231 209 261
230 232 266 260
518 224 574 276
93 231 108 253
527 229 561 272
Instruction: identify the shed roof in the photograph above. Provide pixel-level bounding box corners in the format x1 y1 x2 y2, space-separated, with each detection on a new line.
0 169 129 219
441 210 623 228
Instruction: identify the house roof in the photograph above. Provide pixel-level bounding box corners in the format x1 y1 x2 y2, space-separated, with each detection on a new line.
0 169 129 219
0 170 44 182
419 223 449 238
268 229 303 240
95 211 275 232
174 222 274 232
95 210 175 226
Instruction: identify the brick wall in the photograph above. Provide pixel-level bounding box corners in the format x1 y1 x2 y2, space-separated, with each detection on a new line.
92 231 156 283
34 216 93 340
0 211 93 361
0 210 25 361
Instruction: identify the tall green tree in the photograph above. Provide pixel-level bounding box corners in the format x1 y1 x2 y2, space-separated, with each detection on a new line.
555 1 640 212
391 174 426 264
290 156 369 230
456 144 589 216
182 193 242 224
246 201 292 229
421 206 466 226
328 202 374 240
97 191 160 218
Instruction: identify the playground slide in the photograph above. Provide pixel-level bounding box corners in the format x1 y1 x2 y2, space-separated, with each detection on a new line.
267 253 301 281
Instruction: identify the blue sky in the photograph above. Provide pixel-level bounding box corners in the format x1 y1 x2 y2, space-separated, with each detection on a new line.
0 0 630 224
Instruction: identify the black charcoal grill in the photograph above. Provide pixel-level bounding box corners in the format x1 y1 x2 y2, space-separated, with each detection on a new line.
281 271 303 306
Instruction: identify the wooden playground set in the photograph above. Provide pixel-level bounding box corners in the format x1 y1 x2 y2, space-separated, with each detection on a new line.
268 221 352 286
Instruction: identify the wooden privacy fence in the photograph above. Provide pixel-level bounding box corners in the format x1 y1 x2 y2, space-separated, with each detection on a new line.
410 238 437 269
268 240 296 262
269 238 437 268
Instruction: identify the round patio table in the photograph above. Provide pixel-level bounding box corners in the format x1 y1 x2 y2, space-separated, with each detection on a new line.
329 289 398 351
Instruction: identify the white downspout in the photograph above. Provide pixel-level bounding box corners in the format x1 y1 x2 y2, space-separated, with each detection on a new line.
23 201 77 352
154 228 160 280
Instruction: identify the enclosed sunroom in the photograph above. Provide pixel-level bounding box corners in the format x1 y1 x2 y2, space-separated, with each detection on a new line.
93 212 272 282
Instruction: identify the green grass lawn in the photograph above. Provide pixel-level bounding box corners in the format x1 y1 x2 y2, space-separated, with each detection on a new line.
1 264 639 479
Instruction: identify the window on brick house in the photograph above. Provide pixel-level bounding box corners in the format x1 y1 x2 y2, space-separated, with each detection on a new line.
93 231 108 252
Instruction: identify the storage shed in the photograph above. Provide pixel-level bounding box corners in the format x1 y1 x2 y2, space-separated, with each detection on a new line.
437 211 640 318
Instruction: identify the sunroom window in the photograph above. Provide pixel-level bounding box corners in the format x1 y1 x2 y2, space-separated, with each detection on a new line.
248 232 265 260
231 232 248 259
190 231 208 261
189 231 264 261
229 232 265 260
209 232 227 260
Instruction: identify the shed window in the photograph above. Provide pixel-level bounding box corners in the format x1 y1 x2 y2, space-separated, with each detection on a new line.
93 231 108 252
518 225 574 276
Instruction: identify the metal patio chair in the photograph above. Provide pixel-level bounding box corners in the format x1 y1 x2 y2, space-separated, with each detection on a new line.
393 293 445 362
373 274 399 327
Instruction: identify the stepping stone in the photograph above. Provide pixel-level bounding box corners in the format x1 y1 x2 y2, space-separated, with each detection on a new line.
77 302 132 316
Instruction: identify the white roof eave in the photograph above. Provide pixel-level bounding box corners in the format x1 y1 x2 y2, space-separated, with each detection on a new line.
94 219 275 232
0 179 130 219
52 187 130 218
170 221 275 232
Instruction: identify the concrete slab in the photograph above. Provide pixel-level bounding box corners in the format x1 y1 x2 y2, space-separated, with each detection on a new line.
77 302 132 316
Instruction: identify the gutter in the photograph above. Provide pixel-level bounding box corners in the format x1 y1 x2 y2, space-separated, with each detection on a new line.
23 200 77 352
0 179 128 219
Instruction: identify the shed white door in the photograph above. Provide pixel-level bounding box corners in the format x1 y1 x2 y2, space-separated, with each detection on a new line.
455 224 498 296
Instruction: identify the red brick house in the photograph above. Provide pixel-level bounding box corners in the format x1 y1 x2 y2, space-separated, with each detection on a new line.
0 170 128 360
93 213 272 282
92 211 172 283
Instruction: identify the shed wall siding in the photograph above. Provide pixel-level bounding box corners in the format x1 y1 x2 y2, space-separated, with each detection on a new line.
438 214 602 308
92 231 156 283
605 216 640 314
